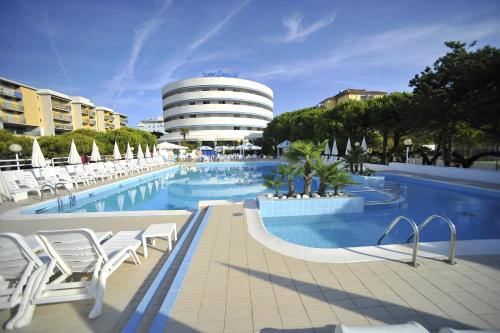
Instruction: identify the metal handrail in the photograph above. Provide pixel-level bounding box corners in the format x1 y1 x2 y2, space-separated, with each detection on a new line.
378 216 419 267
407 215 456 265
40 183 76 211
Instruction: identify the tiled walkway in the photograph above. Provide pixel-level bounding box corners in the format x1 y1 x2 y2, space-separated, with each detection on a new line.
167 204 500 333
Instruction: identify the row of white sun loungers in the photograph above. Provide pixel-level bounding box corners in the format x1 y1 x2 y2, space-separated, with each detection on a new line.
1 157 168 202
0 224 176 329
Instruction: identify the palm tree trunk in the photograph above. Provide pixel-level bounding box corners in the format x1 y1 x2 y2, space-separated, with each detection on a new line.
318 177 326 196
288 179 295 196
381 130 388 165
303 161 312 195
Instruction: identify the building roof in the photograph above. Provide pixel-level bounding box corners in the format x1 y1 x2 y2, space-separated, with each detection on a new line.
37 89 71 100
139 117 164 123
320 89 387 105
0 77 38 90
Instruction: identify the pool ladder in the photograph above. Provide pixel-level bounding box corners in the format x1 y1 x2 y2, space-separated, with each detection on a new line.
378 214 456 267
40 183 76 211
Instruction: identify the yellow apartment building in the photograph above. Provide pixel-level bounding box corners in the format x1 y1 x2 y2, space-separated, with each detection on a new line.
113 112 128 129
320 89 387 109
0 77 128 136
0 78 42 135
71 96 97 131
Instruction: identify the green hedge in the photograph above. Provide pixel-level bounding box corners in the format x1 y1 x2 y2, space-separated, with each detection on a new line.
0 128 157 159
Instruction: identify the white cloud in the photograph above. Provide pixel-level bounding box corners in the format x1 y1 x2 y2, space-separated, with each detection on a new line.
37 0 73 93
282 12 336 43
246 19 500 82
106 0 174 102
130 0 253 92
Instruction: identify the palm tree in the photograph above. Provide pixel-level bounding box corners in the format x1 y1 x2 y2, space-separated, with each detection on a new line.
284 140 325 195
179 128 190 141
277 162 303 196
328 169 356 196
263 174 284 197
313 160 342 196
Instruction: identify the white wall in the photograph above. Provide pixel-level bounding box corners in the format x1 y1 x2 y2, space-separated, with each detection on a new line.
365 162 500 185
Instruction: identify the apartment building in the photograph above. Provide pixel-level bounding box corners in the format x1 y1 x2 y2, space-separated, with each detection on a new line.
319 89 387 109
0 77 128 136
138 117 165 134
0 78 41 135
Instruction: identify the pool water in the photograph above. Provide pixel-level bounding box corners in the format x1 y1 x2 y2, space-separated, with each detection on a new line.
263 174 500 248
30 163 288 213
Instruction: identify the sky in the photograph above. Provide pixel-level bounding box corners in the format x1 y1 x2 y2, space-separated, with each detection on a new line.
1 0 499 128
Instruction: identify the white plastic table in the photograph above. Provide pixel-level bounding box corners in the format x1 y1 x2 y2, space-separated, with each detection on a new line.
141 223 177 258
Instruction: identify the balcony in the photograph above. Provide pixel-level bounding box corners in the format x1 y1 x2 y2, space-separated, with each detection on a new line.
82 119 89 124
0 113 26 124
52 102 71 112
89 119 96 125
81 110 89 115
53 113 72 122
0 87 22 100
1 101 24 112
54 123 73 131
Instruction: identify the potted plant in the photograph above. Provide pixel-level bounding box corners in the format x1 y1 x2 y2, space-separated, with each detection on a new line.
328 169 356 196
313 159 342 196
263 174 284 198
277 162 303 197
284 140 325 196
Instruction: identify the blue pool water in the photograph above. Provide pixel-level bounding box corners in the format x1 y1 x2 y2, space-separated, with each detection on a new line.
27 163 284 213
263 174 500 248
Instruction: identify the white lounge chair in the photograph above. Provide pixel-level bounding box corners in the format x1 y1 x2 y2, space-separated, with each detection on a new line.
0 233 45 330
55 166 86 187
334 321 429 333
84 164 109 181
35 167 73 191
65 165 95 184
16 228 143 323
1 171 33 202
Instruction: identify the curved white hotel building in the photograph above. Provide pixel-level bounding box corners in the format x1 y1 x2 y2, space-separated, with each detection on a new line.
161 77 273 142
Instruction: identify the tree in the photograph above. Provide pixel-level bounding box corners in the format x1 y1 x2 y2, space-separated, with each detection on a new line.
410 41 500 166
263 174 284 197
328 169 356 196
284 140 325 195
179 128 190 141
277 162 303 196
313 159 342 196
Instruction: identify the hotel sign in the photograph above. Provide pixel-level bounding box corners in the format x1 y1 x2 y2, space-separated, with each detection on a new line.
202 68 239 78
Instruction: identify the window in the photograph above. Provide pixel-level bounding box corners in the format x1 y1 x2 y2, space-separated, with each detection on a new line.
190 115 196 118
234 102 240 105
218 88 225 91
189 102 195 105
234 126 240 130
203 101 210 104
218 101 226 104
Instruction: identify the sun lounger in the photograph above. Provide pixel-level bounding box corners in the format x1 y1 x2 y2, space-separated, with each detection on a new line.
0 233 45 330
10 228 143 327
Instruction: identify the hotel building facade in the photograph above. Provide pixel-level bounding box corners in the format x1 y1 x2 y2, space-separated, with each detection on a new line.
0 77 128 136
138 117 165 134
320 89 387 109
161 77 273 143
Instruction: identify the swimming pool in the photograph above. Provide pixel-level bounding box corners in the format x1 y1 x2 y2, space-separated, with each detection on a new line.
263 174 500 248
24 162 283 214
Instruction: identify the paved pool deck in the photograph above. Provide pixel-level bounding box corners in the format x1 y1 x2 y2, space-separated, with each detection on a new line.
167 203 500 333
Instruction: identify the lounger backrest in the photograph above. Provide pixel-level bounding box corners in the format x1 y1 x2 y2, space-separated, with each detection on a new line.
19 171 41 188
1 171 22 192
36 229 108 275
0 233 42 280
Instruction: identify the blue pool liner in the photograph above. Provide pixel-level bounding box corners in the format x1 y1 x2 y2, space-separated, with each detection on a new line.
147 205 214 333
120 206 208 333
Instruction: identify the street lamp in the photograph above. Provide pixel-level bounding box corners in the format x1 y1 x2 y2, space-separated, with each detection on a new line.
404 139 413 163
9 143 22 170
